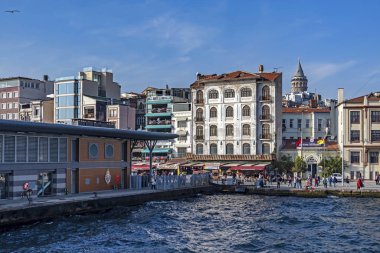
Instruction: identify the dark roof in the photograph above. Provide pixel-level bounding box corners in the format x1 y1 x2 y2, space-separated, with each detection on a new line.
0 120 178 140
190 71 281 88
282 107 331 113
0 76 34 81
293 59 305 77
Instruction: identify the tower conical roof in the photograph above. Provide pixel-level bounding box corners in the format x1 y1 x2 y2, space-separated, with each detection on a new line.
293 59 305 77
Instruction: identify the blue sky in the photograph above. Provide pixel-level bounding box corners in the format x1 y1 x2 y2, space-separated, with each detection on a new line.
0 0 380 99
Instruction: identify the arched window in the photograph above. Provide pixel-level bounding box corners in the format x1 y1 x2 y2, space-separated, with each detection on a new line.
210 125 217 136
208 90 219 99
226 125 234 136
196 108 203 121
224 89 235 98
242 105 250 117
196 144 203 155
226 106 233 117
196 126 203 137
262 105 270 120
196 90 203 103
262 86 270 100
210 107 217 118
210 144 218 155
243 124 250 136
243 143 250 154
241 88 252 97
262 143 270 154
226 143 234 154
262 124 270 139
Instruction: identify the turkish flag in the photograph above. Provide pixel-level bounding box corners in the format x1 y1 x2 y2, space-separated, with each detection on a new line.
296 138 301 147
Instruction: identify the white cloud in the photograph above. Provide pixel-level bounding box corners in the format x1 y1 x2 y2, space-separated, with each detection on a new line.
307 60 357 82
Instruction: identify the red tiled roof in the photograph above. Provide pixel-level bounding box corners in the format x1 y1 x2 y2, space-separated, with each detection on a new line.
282 107 331 113
191 70 281 88
345 92 380 103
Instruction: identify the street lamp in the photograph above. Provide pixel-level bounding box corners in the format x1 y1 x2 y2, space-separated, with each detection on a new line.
324 127 329 177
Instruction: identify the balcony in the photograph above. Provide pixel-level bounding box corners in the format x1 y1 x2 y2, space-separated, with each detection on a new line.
195 135 204 141
146 108 172 117
260 134 272 140
195 117 204 122
260 114 272 121
259 95 272 102
194 99 204 105
146 96 173 104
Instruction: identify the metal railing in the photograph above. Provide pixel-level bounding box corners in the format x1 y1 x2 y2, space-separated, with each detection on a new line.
260 133 272 139
260 114 272 120
129 174 209 190
259 95 272 102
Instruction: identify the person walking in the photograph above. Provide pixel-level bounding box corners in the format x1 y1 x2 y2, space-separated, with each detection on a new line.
288 176 292 187
357 177 362 190
345 176 350 187
314 177 319 187
333 176 337 187
329 176 333 187
323 177 328 189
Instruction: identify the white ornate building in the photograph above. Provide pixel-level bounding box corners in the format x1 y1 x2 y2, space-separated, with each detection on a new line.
190 67 282 159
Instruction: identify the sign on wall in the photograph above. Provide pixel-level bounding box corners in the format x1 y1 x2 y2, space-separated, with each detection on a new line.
105 169 111 184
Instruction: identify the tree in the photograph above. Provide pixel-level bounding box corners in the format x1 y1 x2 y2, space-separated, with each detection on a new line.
319 156 345 177
275 155 294 175
292 156 307 174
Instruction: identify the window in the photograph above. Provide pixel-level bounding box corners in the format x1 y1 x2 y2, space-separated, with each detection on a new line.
371 130 380 142
196 126 204 137
318 119 323 131
59 138 67 162
224 89 235 98
243 143 250 154
177 121 187 128
282 119 286 129
210 107 217 118
39 137 48 162
306 119 310 128
109 108 118 117
370 151 379 164
262 143 270 154
7 92 12 98
226 125 234 136
326 119 331 128
196 108 203 121
241 88 252 97
7 103 11 109
262 105 270 119
210 144 218 155
49 138 59 162
350 130 360 142
297 119 302 129
371 111 380 123
196 144 203 155
84 107 95 118
13 103 18 109
105 144 114 159
177 147 187 157
4 136 15 163
89 143 99 159
226 143 234 154
226 106 233 117
210 125 218 136
16 136 27 162
208 90 219 99
28 137 38 162
242 105 250 117
243 124 250 136
13 92 18 98
262 124 270 138
350 151 360 164
178 136 187 142
350 111 360 124
195 90 203 103
290 119 294 128
262 86 270 100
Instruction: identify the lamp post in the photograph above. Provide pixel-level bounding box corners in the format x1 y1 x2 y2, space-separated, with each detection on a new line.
324 127 329 177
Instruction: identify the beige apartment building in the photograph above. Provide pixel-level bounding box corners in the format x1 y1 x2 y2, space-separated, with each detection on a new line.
337 89 380 180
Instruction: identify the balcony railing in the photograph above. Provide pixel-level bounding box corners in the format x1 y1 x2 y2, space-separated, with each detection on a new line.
195 117 204 122
195 135 204 140
149 108 172 113
260 134 272 140
147 119 171 125
195 99 204 104
84 113 95 118
260 114 272 121
259 95 272 102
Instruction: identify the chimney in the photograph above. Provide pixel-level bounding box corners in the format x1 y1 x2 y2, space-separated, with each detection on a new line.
43 75 49 81
258 65 264 73
337 88 344 104
364 95 368 106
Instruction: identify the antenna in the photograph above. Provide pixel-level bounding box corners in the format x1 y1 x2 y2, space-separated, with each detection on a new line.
273 66 283 72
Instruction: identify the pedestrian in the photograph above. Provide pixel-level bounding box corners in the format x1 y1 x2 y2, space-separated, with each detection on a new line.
333 176 337 187
357 177 361 190
298 176 303 189
375 174 379 185
314 177 318 187
329 176 333 187
276 176 281 189
293 176 297 188
323 177 328 189
288 176 292 187
345 176 350 186
151 175 156 190
318 175 321 185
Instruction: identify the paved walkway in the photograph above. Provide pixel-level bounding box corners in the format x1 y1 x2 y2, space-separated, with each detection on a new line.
0 188 157 212
266 180 380 191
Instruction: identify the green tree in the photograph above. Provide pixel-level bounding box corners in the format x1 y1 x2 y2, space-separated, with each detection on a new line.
319 156 344 177
275 155 294 175
292 156 307 174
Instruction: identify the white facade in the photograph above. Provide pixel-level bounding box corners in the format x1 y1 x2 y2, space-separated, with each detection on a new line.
172 103 192 158
191 70 282 157
337 89 380 180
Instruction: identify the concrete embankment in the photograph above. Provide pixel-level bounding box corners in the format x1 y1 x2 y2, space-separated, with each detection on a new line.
0 186 218 231
219 185 380 198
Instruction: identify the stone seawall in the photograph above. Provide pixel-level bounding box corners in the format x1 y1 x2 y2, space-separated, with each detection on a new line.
221 185 380 198
0 186 217 231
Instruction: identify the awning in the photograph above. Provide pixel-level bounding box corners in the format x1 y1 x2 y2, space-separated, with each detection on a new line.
158 163 178 170
132 164 157 170
230 163 271 171
204 163 220 170
142 148 171 153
